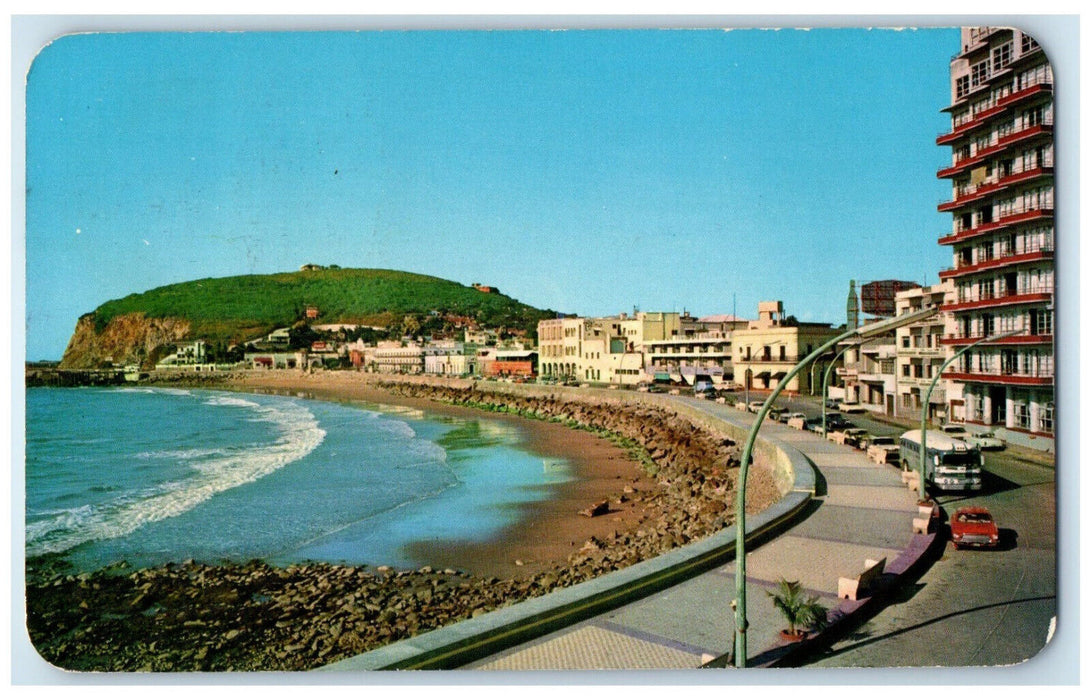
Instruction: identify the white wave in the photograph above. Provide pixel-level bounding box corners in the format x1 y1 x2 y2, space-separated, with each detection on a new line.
134 447 232 460
204 395 261 409
26 397 326 557
374 418 417 440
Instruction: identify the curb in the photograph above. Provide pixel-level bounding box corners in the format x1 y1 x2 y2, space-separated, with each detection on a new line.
319 402 817 672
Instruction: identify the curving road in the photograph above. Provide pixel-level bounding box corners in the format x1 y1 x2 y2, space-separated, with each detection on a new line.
719 391 1058 669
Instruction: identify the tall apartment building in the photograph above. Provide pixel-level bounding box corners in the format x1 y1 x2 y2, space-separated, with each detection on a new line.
935 27 1054 445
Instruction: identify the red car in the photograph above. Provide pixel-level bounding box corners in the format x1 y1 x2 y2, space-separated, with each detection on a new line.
950 506 1000 549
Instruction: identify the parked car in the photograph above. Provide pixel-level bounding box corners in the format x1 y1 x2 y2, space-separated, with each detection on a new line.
747 401 764 413
785 412 808 427
866 435 900 464
950 506 1000 549
826 414 854 432
840 428 870 448
807 420 825 434
940 424 971 440
838 401 867 413
965 430 1006 451
825 398 841 410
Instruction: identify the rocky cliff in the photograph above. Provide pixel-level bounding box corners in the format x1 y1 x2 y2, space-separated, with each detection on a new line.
59 313 192 369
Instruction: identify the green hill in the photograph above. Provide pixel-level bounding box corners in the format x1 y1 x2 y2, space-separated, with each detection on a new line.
89 268 558 344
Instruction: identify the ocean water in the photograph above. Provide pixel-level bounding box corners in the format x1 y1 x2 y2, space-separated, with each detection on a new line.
24 387 574 572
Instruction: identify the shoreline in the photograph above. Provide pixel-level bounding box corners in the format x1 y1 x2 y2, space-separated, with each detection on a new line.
226 373 663 580
26 370 780 671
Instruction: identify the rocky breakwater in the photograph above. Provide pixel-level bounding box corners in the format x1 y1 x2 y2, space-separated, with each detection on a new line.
24 378 780 672
380 381 781 574
26 559 574 672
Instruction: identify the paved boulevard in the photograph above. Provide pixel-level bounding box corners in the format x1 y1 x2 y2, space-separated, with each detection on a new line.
714 391 1057 670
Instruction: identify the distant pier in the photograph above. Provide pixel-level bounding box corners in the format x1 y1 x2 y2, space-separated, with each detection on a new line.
25 366 126 388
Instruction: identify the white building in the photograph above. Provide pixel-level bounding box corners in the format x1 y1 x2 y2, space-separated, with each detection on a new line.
537 312 680 386
893 281 953 422
423 341 475 376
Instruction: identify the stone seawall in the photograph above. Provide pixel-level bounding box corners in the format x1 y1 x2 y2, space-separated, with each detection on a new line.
380 379 783 537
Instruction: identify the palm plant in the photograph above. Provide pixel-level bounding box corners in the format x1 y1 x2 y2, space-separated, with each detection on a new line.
766 578 829 637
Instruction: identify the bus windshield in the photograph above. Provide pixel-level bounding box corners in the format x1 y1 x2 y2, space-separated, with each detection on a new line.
941 451 980 466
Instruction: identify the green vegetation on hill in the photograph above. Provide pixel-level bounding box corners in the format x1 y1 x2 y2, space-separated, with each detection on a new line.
91 268 558 344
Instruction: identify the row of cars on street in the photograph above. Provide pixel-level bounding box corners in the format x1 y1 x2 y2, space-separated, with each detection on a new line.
730 396 1005 549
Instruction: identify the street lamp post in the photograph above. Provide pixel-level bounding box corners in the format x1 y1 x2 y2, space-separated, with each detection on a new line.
809 358 826 397
821 342 858 437
732 306 936 667
916 328 1021 502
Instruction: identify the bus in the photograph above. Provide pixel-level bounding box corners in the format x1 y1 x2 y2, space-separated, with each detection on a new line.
898 429 984 492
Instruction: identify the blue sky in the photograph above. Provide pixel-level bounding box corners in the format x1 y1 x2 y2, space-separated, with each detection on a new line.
24 27 959 361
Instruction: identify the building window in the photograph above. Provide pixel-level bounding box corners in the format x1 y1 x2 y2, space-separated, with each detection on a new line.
971 60 990 88
956 75 970 99
966 394 983 422
1021 34 1039 53
1040 402 1054 433
1031 308 1054 336
1013 402 1030 429
992 42 1012 71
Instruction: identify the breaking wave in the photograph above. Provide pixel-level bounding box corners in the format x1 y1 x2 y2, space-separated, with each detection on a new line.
26 396 326 557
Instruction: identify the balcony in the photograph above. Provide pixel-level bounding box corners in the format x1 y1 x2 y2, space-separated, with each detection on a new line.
937 82 1053 145
936 118 1054 180
941 287 1053 313
941 332 1053 346
938 206 1054 246
941 370 1054 387
939 247 1054 280
739 355 807 365
937 162 1053 211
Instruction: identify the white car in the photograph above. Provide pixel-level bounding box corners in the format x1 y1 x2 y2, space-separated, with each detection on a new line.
940 424 971 440
838 401 866 413
866 436 900 464
966 430 1006 450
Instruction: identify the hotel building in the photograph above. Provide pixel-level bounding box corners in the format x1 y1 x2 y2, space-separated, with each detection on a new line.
936 27 1054 444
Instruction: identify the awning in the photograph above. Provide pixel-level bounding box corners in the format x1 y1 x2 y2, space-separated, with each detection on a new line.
755 371 771 380
772 371 787 380
654 372 671 381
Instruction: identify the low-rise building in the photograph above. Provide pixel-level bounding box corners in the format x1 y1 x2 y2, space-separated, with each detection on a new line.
732 301 838 394
893 281 955 422
839 337 898 412
537 311 680 386
155 340 208 370
367 341 424 374
481 349 537 379
643 335 733 386
423 341 476 376
244 350 307 370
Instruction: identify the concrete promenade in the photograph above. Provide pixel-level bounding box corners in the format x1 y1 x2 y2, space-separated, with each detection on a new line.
463 398 927 670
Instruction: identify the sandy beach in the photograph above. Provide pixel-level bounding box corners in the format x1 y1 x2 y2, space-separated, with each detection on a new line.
223 371 663 580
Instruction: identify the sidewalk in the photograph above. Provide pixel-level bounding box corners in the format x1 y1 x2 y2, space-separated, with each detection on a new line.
462 400 926 670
